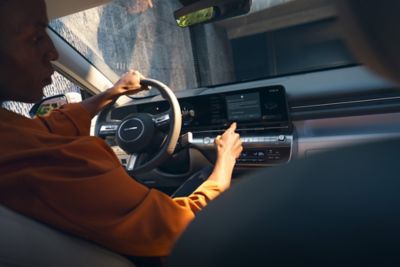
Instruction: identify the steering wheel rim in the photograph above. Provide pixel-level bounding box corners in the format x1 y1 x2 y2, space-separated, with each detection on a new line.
113 78 182 175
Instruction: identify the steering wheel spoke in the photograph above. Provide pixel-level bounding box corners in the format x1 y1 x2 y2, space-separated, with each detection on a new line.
152 111 171 129
125 153 139 172
97 120 121 137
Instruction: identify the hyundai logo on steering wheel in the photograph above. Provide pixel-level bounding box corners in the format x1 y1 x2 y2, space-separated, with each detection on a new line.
124 126 138 131
118 118 145 142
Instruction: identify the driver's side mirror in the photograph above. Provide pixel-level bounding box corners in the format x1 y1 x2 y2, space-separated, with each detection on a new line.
29 92 82 118
174 0 252 27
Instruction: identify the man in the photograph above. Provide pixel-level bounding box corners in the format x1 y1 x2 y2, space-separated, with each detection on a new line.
0 0 242 258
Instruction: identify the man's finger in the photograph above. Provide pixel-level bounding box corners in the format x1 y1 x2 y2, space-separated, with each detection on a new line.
227 122 237 133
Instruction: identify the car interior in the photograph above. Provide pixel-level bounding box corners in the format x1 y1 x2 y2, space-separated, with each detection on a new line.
1 0 400 266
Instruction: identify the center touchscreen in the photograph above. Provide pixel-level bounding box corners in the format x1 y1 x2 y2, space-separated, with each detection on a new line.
225 92 262 121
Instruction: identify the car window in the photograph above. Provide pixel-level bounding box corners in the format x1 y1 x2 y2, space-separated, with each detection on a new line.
49 0 357 94
50 0 196 96
1 72 83 117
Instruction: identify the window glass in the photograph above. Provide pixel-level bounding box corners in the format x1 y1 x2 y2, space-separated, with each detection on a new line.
1 72 83 117
49 0 357 92
230 19 355 82
50 0 196 94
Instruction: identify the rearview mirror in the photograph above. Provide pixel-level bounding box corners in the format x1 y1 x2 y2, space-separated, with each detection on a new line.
29 92 82 118
174 0 252 27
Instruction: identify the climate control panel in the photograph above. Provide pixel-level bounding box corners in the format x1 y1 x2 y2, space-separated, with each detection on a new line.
183 132 293 167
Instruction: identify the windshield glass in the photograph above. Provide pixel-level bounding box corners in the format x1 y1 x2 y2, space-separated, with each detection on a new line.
50 0 356 93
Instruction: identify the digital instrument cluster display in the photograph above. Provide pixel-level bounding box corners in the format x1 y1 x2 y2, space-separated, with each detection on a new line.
136 85 289 130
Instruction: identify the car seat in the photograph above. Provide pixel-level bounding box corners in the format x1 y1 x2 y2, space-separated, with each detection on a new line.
0 205 135 267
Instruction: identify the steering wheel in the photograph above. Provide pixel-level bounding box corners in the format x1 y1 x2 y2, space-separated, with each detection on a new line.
110 79 182 175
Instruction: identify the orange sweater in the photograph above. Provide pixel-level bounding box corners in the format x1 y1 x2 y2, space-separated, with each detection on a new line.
0 103 222 257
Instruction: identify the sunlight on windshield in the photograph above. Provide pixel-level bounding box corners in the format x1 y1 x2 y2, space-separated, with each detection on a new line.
51 0 197 94
50 0 356 93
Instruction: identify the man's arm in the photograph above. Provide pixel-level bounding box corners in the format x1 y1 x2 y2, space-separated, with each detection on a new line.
35 70 146 136
80 70 147 118
172 122 243 213
207 122 242 191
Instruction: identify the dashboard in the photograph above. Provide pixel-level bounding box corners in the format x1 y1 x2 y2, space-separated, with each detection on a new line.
92 65 400 193
133 86 289 131
101 85 294 168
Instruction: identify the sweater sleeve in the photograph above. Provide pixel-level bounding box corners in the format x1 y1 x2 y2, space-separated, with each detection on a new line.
173 180 223 213
35 103 92 136
28 165 222 257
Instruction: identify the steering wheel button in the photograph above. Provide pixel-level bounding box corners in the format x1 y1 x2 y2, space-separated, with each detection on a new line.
203 137 211 144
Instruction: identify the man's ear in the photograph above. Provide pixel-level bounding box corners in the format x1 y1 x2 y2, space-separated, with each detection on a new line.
335 0 400 84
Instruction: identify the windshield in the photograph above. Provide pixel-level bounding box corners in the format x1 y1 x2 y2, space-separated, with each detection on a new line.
50 0 356 93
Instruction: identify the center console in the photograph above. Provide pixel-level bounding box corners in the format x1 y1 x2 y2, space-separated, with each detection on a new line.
131 85 293 167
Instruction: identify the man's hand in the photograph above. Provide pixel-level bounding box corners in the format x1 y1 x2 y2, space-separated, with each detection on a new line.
215 122 243 167
80 70 147 118
107 70 148 99
207 123 243 191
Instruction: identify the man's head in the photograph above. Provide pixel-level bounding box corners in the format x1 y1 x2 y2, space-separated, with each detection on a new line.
0 0 59 103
